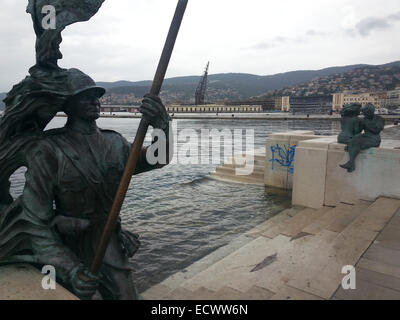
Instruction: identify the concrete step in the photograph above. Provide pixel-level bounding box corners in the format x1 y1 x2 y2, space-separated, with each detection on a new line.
142 233 256 299
165 285 277 301
156 208 297 300
188 287 217 300
252 154 266 163
146 198 400 300
162 287 194 300
217 164 264 174
152 206 349 300
215 166 264 179
287 197 400 299
212 287 245 300
245 206 305 239
233 159 265 167
301 201 371 235
261 206 330 238
269 285 323 300
179 235 292 293
178 219 340 296
173 203 373 298
343 197 400 237
226 154 266 166
325 200 372 233
221 163 265 173
210 172 264 185
249 229 339 294
244 286 275 300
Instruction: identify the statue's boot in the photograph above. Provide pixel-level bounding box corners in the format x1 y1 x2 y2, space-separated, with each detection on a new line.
339 161 351 169
340 161 355 172
346 163 356 173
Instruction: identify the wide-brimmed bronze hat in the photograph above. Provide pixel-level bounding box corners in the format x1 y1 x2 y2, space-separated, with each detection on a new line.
4 67 105 104
1 67 106 137
65 68 106 98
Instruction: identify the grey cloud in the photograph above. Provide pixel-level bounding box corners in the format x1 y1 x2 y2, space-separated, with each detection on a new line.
388 12 400 21
351 12 400 37
344 28 357 38
306 30 326 37
355 17 390 36
275 36 290 43
250 31 324 51
253 42 275 50
251 36 290 50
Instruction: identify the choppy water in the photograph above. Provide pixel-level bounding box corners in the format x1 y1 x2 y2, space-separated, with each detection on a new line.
9 117 340 292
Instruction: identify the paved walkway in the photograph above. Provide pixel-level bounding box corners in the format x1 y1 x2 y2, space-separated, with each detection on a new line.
333 208 400 299
382 124 400 141
142 197 400 300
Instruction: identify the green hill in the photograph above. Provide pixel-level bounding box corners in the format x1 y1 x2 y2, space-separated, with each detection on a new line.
97 64 371 103
1 61 399 108
257 61 400 99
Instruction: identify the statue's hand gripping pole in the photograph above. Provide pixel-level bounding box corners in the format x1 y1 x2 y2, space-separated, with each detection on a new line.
91 0 189 275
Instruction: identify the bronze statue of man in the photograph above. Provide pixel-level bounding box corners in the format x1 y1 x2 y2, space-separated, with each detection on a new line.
0 68 172 300
0 1 173 300
340 103 385 173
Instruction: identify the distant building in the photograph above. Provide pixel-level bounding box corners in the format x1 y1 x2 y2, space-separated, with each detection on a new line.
332 92 386 111
343 92 386 109
275 96 290 112
278 90 392 113
332 93 344 112
226 99 275 111
166 104 262 113
290 95 333 114
100 105 138 113
385 87 400 109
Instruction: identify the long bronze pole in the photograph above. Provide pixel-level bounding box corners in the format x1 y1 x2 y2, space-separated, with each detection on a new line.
91 0 189 274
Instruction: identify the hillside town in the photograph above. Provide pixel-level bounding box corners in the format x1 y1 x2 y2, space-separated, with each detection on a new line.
97 63 400 115
100 88 400 115
264 64 400 98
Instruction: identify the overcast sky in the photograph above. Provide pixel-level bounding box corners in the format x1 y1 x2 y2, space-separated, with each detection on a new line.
0 0 399 92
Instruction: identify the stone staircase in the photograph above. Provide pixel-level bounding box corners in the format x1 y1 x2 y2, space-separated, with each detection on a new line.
210 148 266 185
142 197 400 300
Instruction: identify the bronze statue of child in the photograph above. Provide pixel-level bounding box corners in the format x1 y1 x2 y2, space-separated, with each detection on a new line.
339 103 385 173
338 103 362 145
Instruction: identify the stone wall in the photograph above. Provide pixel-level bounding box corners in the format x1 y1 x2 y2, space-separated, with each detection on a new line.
292 135 400 208
264 128 400 209
264 131 319 190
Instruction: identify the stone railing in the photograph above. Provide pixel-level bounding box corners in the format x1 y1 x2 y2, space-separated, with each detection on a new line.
292 135 400 209
264 131 320 190
264 128 400 209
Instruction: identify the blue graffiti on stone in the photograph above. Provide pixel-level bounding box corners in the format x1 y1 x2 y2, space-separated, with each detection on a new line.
270 144 297 174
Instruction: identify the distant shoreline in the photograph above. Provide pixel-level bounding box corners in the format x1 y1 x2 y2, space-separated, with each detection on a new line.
54 113 400 121
2 111 398 122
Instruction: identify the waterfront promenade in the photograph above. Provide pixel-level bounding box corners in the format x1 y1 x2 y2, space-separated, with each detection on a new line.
143 197 400 300
143 125 400 300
